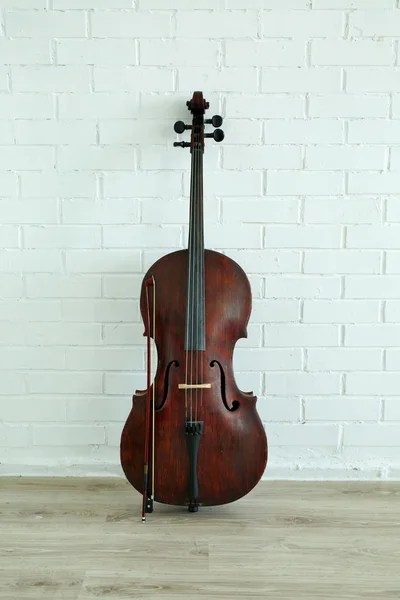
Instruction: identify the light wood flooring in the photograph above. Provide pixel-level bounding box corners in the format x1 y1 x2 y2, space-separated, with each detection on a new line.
1 477 400 599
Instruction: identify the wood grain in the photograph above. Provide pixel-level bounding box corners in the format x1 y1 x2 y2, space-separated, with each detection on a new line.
1 478 400 599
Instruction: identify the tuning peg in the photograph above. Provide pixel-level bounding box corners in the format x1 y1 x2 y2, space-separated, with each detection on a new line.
174 121 191 134
205 115 223 128
205 128 224 143
173 141 191 148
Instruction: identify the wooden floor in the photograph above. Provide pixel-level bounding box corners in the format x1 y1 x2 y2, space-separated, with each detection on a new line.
1 478 400 600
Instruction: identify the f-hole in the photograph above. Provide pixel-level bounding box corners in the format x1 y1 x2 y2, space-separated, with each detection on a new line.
210 360 240 412
158 360 179 410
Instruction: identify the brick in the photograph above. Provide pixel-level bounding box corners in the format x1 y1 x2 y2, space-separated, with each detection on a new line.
57 146 135 170
226 94 305 119
311 41 393 66
0 323 26 345
266 373 341 395
386 302 400 321
346 276 400 299
387 198 400 222
262 67 341 93
305 397 380 421
347 373 400 395
0 66 8 92
309 94 389 118
141 0 214 6
224 250 301 274
61 299 140 323
387 253 400 273
67 397 130 422
349 173 400 194
0 424 29 447
263 10 343 37
99 119 174 145
59 93 139 119
2 0 46 5
347 225 400 248
0 226 19 249
350 10 400 37
0 275 23 299
0 146 54 170
24 226 100 249
304 198 383 224
204 225 261 249
66 250 141 274
344 424 400 446
0 121 14 144
0 39 51 64
265 324 339 347
103 172 181 198
91 11 172 38
304 250 381 274
12 66 90 93
0 93 54 118
6 10 86 37
140 40 218 67
346 324 400 346
0 347 65 370
222 198 300 224
103 323 144 345
177 11 258 38
265 119 343 144
0 200 59 226
218 120 262 145
234 348 302 371
103 225 181 248
102 275 141 299
57 40 136 65
252 300 300 323
141 197 218 224
260 397 301 423
229 0 308 5
62 199 140 225
266 276 341 298
26 275 101 299
66 347 144 371
265 225 341 248
26 322 102 346
385 399 400 421
27 372 102 394
20 172 95 198
346 68 400 93
0 173 17 197
104 372 146 395
0 251 62 274
15 120 96 145
94 67 174 92
306 146 385 170
54 0 131 6
178 68 258 93
32 425 105 446
386 349 400 370
0 374 25 395
0 300 61 322
349 119 400 144
226 41 305 67
267 172 344 196
308 348 381 371
314 0 394 7
303 300 379 323
0 398 66 422
393 95 400 118
268 423 340 447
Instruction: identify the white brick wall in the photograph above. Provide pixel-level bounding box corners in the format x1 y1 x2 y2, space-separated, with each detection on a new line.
1 0 400 481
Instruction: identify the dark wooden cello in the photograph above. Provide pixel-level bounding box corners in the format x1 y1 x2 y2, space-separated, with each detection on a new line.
120 92 268 519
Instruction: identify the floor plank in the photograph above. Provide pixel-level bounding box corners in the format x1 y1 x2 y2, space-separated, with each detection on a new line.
1 478 399 599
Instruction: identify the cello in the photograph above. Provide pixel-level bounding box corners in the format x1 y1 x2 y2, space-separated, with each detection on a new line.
120 92 268 519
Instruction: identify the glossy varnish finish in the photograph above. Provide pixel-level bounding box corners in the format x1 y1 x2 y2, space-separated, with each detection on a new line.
120 249 268 507
1 477 400 599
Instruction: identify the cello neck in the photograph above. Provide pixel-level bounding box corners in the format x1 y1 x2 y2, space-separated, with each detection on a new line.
185 117 205 352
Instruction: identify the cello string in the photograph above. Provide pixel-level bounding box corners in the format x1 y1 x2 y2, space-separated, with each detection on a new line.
189 136 197 424
199 146 204 421
186 129 196 425
195 138 200 425
151 276 156 503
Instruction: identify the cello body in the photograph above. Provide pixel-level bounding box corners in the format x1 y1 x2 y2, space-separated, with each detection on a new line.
120 92 268 514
